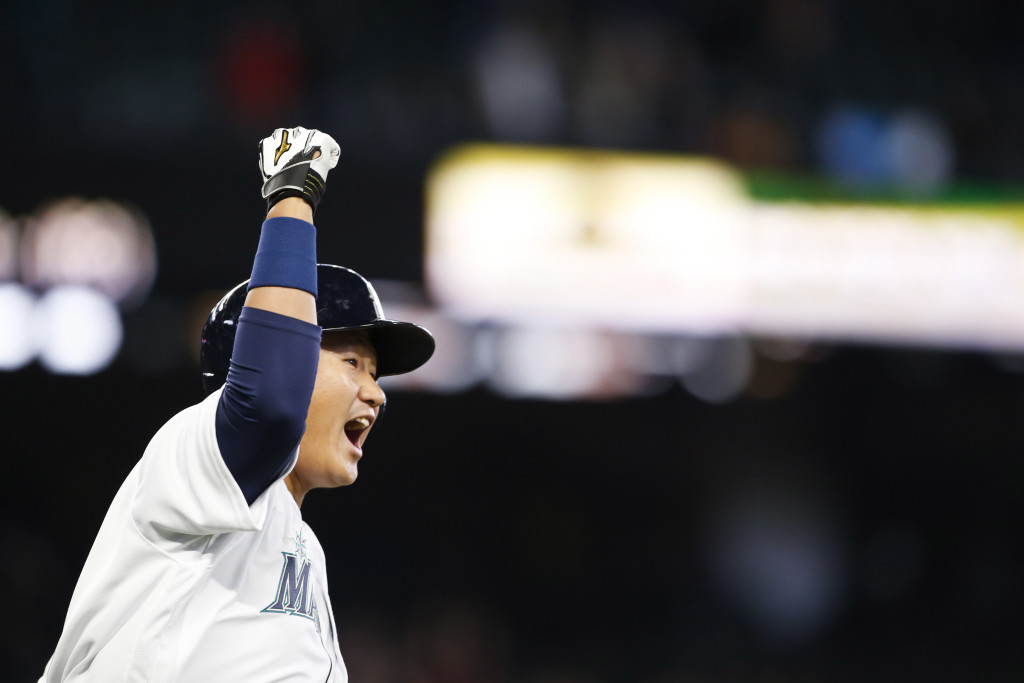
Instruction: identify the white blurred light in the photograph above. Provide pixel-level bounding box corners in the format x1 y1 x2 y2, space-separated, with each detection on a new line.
34 286 123 374
489 326 613 399
672 336 715 374
21 197 156 307
0 284 36 370
679 337 752 404
888 108 953 192
427 145 1024 352
427 146 746 334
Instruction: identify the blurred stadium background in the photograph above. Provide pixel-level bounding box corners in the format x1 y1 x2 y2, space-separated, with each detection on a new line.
2 0 1023 680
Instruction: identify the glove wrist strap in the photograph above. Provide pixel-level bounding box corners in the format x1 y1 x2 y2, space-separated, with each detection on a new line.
262 165 327 213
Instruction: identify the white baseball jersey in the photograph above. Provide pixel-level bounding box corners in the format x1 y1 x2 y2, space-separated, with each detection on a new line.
40 388 347 682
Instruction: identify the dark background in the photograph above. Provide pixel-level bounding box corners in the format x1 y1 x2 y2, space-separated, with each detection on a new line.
2 1 1023 681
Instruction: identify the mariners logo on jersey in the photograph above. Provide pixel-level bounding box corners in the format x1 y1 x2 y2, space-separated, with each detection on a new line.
263 528 321 631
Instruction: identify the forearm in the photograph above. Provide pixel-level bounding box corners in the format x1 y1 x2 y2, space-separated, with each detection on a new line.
243 197 317 324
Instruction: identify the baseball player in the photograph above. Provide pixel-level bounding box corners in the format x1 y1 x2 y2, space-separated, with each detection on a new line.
39 127 435 682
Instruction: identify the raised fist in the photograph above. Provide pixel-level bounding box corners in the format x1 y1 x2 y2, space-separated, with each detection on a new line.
258 127 341 213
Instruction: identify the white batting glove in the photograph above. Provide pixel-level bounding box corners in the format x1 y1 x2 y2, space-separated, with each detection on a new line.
258 127 341 213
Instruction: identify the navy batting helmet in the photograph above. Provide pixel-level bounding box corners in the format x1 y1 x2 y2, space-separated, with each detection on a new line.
200 264 435 395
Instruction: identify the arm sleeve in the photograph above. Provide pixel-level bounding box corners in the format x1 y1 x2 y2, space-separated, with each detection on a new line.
215 306 322 505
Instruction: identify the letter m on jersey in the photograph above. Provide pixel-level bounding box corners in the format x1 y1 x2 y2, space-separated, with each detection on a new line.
262 552 314 619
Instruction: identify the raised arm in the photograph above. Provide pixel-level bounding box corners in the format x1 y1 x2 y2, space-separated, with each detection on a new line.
243 196 317 323
215 127 341 505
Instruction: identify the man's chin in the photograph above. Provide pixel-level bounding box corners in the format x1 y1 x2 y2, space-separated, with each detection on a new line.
334 457 358 486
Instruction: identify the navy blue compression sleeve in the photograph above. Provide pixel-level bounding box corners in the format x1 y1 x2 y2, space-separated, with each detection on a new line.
216 306 321 505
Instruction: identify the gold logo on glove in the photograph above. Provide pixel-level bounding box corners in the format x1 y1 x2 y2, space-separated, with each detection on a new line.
274 131 292 164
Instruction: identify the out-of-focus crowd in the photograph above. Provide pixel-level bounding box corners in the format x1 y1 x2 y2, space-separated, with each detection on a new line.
4 0 1022 190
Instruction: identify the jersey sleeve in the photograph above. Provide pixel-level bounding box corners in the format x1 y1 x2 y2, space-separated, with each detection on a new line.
131 388 275 538
216 306 321 505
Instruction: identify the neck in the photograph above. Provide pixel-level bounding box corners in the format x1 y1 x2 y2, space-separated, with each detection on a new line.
283 473 306 508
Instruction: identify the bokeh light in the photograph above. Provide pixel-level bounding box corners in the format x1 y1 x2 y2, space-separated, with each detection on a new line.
20 198 156 308
0 283 36 370
33 286 123 375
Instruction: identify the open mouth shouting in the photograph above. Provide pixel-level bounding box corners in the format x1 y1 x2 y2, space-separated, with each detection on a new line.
343 415 373 455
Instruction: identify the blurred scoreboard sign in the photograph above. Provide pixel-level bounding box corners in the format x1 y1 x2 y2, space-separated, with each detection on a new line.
425 145 1024 350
